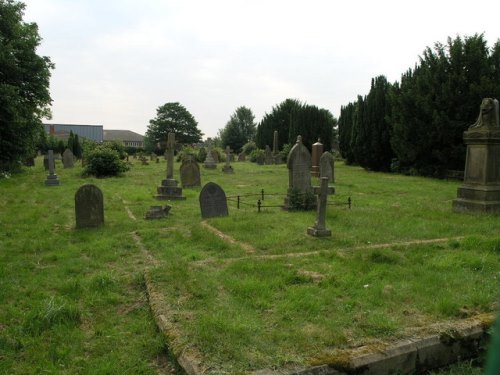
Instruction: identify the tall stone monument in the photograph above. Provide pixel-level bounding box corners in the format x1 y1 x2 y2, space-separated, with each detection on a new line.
44 150 60 186
155 132 185 200
311 139 324 177
284 136 313 209
222 146 234 173
453 98 500 214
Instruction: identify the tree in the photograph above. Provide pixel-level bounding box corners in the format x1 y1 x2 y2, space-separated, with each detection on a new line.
390 34 500 175
144 102 203 152
0 0 54 172
219 106 256 152
256 99 336 152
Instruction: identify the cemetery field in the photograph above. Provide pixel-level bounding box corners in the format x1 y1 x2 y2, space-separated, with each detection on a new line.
0 157 499 374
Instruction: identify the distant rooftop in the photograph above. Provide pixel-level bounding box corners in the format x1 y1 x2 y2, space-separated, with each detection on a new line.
103 129 144 142
44 123 103 143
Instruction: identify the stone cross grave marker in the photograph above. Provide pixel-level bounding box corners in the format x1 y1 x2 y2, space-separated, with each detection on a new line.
320 151 335 183
204 143 217 169
155 132 185 200
45 150 60 186
222 146 234 173
63 148 74 168
75 184 104 228
307 177 332 237
180 155 201 188
199 182 228 219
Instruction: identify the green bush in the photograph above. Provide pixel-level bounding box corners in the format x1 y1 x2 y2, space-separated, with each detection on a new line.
197 147 207 163
249 149 265 163
82 146 129 177
242 141 257 155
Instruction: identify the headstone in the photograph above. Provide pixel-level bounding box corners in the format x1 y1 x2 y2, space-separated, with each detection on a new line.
204 143 217 169
222 146 234 173
311 139 323 177
453 98 500 214
320 151 335 183
75 184 104 228
62 148 75 168
284 136 313 209
238 152 246 162
180 155 201 188
307 177 332 237
155 132 185 200
145 205 171 220
199 182 228 219
44 150 60 186
264 145 274 165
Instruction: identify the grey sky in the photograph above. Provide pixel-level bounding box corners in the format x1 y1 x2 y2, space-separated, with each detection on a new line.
23 0 499 139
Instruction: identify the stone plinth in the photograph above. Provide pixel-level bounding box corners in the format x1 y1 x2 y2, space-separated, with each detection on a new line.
453 99 500 214
45 174 60 186
155 179 186 200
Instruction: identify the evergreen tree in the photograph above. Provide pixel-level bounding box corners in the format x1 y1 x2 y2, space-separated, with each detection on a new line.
73 134 82 159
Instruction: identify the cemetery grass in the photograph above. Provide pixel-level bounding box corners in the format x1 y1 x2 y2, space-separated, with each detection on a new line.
0 158 498 374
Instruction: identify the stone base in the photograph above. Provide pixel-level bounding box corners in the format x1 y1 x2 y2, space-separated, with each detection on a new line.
155 179 185 200
222 166 234 173
45 175 60 186
307 226 331 237
453 184 500 214
145 205 171 220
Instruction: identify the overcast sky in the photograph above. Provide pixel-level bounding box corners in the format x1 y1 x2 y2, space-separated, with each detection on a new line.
23 0 499 139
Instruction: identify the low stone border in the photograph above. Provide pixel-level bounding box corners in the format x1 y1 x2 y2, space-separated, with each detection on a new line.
251 315 493 375
144 269 205 375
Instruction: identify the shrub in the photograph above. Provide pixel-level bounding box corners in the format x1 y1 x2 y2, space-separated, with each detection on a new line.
82 146 129 177
242 141 257 155
249 149 265 163
197 147 207 163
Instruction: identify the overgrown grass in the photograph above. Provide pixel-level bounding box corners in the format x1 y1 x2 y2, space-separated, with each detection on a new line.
1 157 498 374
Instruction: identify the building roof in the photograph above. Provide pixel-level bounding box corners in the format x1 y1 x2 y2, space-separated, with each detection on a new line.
44 123 103 143
103 129 144 142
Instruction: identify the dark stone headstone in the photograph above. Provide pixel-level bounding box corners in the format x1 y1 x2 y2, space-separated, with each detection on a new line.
320 151 335 183
180 155 201 188
75 184 104 228
238 152 246 162
222 146 234 173
284 136 313 209
62 148 74 168
264 145 274 165
199 182 228 219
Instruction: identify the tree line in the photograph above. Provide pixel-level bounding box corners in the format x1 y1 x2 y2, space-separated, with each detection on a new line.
338 34 500 176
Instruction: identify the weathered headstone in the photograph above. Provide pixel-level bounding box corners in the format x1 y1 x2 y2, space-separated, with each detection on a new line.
204 143 217 169
155 132 185 200
24 157 35 167
62 148 75 168
453 98 500 214
307 177 332 237
75 184 104 228
180 155 201 188
222 146 234 173
311 139 323 177
284 136 314 209
199 182 228 219
320 151 335 183
238 152 246 162
44 150 60 186
145 205 171 220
